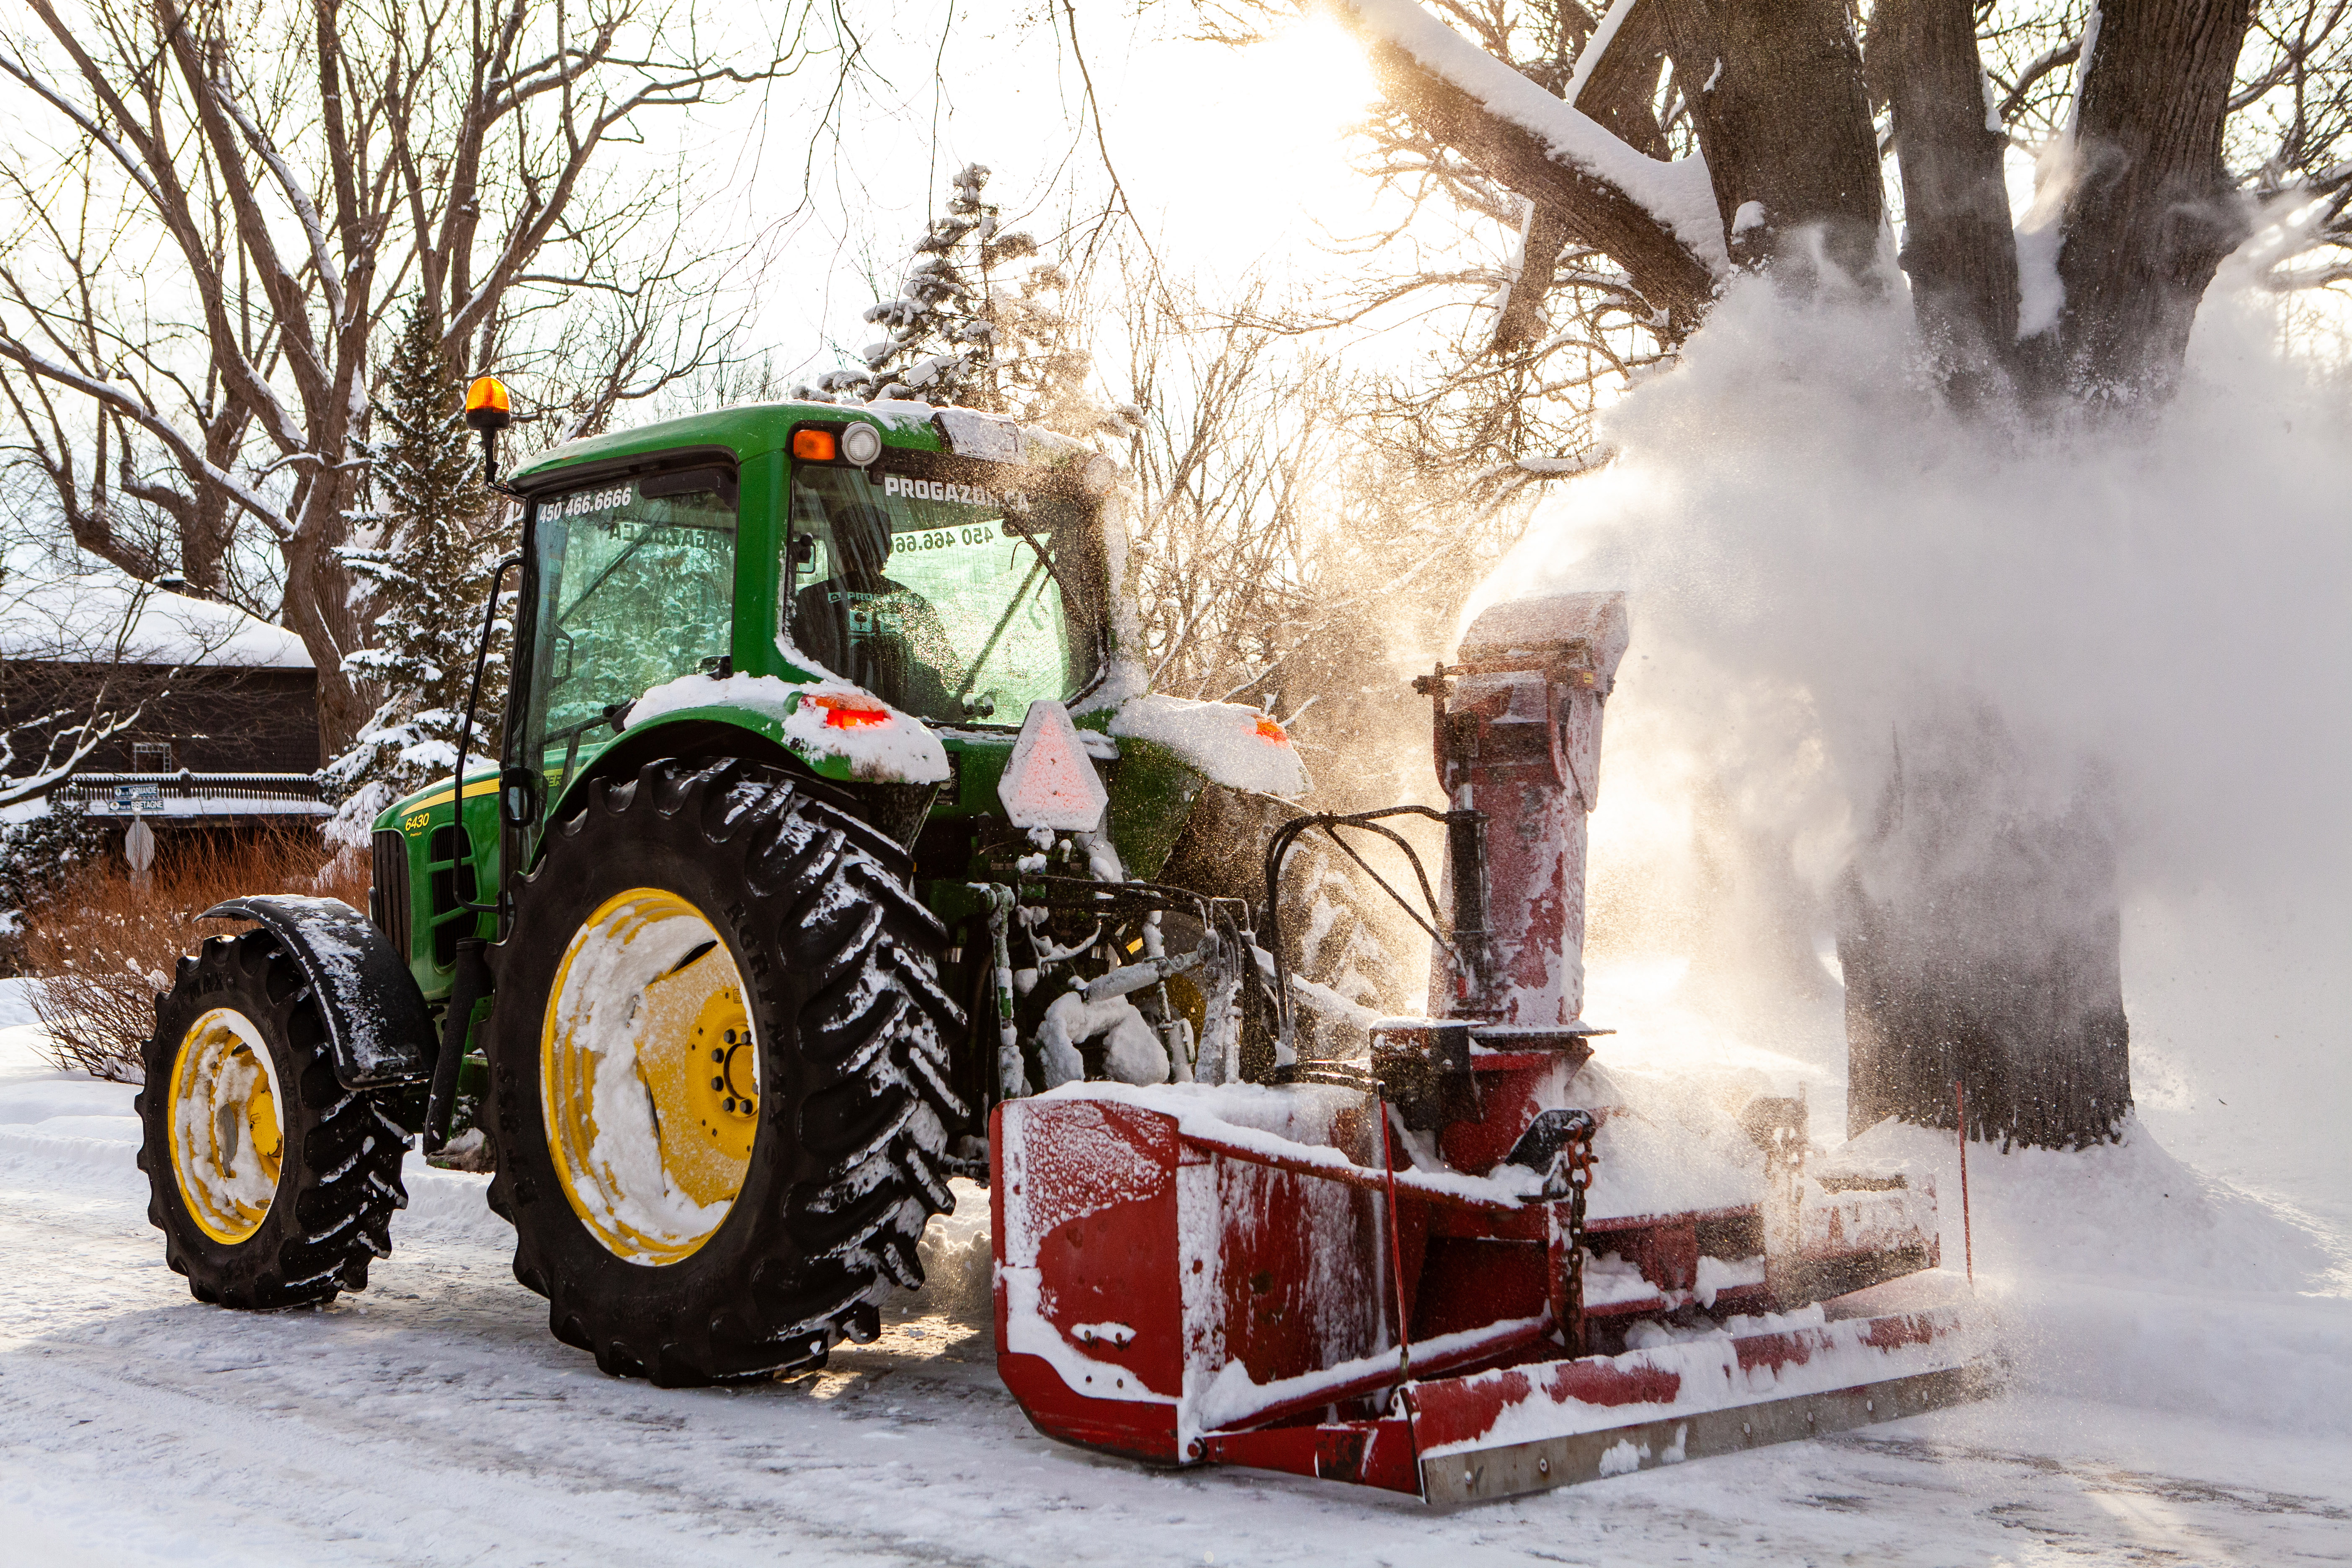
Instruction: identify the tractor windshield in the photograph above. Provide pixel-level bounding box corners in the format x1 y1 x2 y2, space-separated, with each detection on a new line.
785 461 1101 724
520 469 738 790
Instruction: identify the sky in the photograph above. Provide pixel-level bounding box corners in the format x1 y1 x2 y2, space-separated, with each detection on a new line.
714 5 1396 394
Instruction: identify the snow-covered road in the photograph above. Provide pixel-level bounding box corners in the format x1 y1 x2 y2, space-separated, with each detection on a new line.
4 1013 2347 1567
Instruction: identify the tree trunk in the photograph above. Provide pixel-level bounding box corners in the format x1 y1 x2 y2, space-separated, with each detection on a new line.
2053 0 2256 397
279 487 371 766
1656 0 1883 279
1868 0 2022 400
1837 722 2133 1148
1577 0 1672 159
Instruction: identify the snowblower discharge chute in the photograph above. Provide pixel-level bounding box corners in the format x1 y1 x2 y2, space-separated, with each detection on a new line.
132 397 1980 1508
993 593 1979 1501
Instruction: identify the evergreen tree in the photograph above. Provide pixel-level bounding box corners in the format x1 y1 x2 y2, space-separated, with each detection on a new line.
804 165 1118 433
322 299 509 848
0 797 105 963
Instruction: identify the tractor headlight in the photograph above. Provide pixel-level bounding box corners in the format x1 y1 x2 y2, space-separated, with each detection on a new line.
841 423 882 466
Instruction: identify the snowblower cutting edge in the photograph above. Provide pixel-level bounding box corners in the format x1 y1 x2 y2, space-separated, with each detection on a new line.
134 393 1985 1504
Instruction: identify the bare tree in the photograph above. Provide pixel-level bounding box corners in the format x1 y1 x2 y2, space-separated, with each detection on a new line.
1112 279 1519 802
0 0 841 753
1188 0 2352 1148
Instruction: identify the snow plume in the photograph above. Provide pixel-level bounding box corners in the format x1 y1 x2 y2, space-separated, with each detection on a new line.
1471 277 2351 1201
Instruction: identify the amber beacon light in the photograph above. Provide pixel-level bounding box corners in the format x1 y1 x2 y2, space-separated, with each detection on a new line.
466 376 513 484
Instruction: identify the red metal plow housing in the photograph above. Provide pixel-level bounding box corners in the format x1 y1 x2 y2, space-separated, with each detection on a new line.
988 594 1985 1502
989 1077 1977 1503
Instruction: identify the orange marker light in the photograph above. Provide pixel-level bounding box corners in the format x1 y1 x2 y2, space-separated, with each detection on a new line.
1255 716 1290 745
807 694 889 728
792 429 838 462
464 376 511 432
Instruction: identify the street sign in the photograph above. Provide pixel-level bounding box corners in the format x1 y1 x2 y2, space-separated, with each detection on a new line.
125 814 156 873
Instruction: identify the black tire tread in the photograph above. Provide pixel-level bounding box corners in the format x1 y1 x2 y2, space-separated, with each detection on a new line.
135 928 409 1309
486 758 963 1385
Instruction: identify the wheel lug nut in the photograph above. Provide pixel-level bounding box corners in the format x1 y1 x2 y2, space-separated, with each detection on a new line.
722 1096 737 1112
724 1029 737 1044
710 1075 725 1091
711 1047 724 1062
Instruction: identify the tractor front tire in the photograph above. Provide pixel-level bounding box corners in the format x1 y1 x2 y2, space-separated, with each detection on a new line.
137 928 410 1308
486 758 964 1386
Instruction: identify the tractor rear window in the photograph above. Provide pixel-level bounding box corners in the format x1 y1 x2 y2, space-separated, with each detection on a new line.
521 470 738 787
785 463 1099 723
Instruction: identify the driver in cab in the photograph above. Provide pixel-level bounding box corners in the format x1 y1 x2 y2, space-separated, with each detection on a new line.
790 500 962 717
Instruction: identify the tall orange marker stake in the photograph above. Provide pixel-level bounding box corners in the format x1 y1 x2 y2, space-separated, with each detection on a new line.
1955 1079 1974 1287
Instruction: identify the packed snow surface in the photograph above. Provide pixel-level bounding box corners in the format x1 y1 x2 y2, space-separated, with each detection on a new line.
3 978 2348 1562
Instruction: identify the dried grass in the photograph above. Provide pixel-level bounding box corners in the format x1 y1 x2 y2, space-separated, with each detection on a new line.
24 830 369 1083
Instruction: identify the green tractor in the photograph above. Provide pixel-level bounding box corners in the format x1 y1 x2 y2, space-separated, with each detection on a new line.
135 395 1377 1384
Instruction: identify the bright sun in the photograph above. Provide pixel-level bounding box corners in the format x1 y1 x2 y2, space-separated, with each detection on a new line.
1116 15 1380 271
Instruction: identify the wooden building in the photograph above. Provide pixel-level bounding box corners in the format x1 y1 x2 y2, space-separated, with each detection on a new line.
0 573 325 827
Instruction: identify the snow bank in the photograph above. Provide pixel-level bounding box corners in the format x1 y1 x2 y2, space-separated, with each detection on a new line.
0 1020 144 1199
1839 1117 2352 1436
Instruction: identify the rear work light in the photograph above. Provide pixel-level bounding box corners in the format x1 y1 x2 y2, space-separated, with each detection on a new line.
792 429 838 461
806 694 889 728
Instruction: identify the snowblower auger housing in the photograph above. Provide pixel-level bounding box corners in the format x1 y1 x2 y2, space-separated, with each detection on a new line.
990 592 1986 1502
141 393 1980 1486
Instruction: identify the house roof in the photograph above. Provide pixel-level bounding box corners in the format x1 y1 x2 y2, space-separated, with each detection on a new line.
0 572 313 671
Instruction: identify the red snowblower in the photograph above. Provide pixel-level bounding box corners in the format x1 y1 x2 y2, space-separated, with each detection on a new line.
991 593 1983 1502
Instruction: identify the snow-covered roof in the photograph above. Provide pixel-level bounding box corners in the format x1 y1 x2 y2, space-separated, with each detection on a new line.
0 572 312 671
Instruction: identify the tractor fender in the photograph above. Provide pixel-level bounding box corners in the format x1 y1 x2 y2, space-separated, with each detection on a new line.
197 894 437 1091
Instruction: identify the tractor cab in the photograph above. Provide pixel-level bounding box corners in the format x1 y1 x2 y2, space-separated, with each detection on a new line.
508 405 1116 837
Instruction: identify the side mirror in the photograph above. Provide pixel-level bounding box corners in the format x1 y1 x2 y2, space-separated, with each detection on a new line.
500 766 542 829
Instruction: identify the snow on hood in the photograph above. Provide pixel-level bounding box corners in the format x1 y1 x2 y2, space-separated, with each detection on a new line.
0 572 311 669
625 671 949 785
1108 694 1309 797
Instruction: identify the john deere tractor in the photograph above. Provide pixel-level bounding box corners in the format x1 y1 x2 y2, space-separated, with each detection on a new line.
136 396 1389 1385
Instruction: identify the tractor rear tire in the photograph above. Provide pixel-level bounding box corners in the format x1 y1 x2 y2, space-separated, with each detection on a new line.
486 757 965 1386
137 928 410 1308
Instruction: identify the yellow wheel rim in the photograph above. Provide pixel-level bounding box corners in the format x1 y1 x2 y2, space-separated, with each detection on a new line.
542 887 758 1265
167 1008 285 1244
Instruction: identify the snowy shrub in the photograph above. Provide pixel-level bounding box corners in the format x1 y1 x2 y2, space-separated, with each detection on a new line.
24 829 369 1083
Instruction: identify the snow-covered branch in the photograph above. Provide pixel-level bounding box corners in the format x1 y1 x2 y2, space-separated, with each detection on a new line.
1315 0 1726 304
